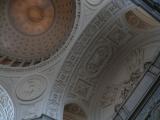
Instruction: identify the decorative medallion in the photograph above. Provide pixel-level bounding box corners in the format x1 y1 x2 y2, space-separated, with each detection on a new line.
0 85 14 120
16 75 47 101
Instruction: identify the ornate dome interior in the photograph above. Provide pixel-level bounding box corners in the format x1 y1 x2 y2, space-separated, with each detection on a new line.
1 0 160 120
0 0 76 67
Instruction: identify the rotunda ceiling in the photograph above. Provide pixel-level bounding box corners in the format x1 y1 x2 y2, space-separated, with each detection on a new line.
0 0 76 66
10 0 55 35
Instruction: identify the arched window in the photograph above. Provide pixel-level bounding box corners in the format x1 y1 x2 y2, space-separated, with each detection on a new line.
0 85 14 120
63 103 87 120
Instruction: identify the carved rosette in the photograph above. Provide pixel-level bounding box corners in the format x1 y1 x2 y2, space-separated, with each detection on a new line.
0 85 14 120
16 74 47 101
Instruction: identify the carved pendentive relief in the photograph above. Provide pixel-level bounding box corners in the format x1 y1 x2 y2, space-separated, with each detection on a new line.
71 19 134 105
69 43 113 103
100 86 119 108
85 45 111 75
120 48 145 101
0 85 14 120
99 49 144 109
16 74 47 101
125 8 159 30
72 79 93 100
107 25 133 46
100 49 145 110
46 0 135 118
78 43 112 79
63 103 87 120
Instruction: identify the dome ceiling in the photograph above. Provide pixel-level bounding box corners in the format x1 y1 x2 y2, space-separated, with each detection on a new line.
0 0 76 65
10 0 55 35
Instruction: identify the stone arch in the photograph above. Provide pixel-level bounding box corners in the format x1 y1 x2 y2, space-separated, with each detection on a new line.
90 36 160 120
46 0 160 120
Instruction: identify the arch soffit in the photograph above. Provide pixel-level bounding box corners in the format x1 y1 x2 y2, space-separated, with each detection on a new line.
46 0 160 119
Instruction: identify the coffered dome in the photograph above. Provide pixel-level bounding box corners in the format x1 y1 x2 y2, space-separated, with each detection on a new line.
10 0 55 35
0 0 76 67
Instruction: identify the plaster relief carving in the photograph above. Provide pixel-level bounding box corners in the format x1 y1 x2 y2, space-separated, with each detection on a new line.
16 74 47 101
125 9 159 30
99 49 145 109
0 85 14 120
107 25 133 46
85 45 111 75
100 86 119 108
73 79 93 100
22 104 39 120
120 48 145 101
86 0 104 6
107 2 120 14
78 41 113 79
46 0 135 118
127 48 145 75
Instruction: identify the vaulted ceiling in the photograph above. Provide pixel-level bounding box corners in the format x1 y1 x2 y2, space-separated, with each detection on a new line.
0 0 76 65
0 0 160 120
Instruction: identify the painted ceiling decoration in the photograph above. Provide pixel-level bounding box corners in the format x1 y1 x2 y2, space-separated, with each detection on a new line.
0 0 76 67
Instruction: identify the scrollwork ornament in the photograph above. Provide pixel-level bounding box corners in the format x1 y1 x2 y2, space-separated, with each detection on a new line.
0 85 14 120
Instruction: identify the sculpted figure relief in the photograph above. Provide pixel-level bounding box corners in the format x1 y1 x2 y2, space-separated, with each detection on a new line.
16 75 47 101
125 9 159 30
